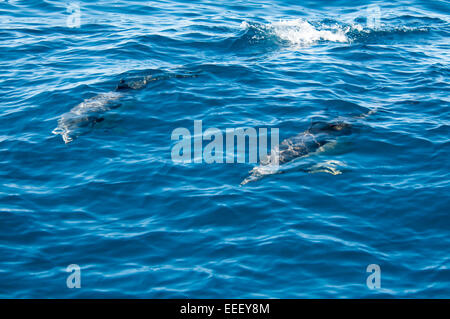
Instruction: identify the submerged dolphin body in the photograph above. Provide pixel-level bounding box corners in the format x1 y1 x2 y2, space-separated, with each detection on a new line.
241 121 353 185
52 71 198 144
52 91 123 143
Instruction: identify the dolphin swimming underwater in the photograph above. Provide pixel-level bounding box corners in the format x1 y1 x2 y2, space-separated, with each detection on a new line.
240 120 354 185
241 104 379 185
52 71 198 144
52 91 123 143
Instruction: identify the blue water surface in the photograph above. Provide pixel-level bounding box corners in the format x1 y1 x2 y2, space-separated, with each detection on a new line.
0 0 449 298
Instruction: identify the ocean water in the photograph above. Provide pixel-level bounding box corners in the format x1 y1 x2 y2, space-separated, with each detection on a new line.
0 0 449 298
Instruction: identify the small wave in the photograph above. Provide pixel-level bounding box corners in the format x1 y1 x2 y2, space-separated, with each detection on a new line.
308 160 347 175
344 24 430 43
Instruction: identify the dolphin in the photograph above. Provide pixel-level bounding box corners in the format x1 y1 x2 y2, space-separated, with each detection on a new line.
52 91 123 143
241 120 353 185
52 71 199 144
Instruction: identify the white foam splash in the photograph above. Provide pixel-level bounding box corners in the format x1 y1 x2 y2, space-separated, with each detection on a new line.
241 19 349 46
271 19 349 45
240 21 250 29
